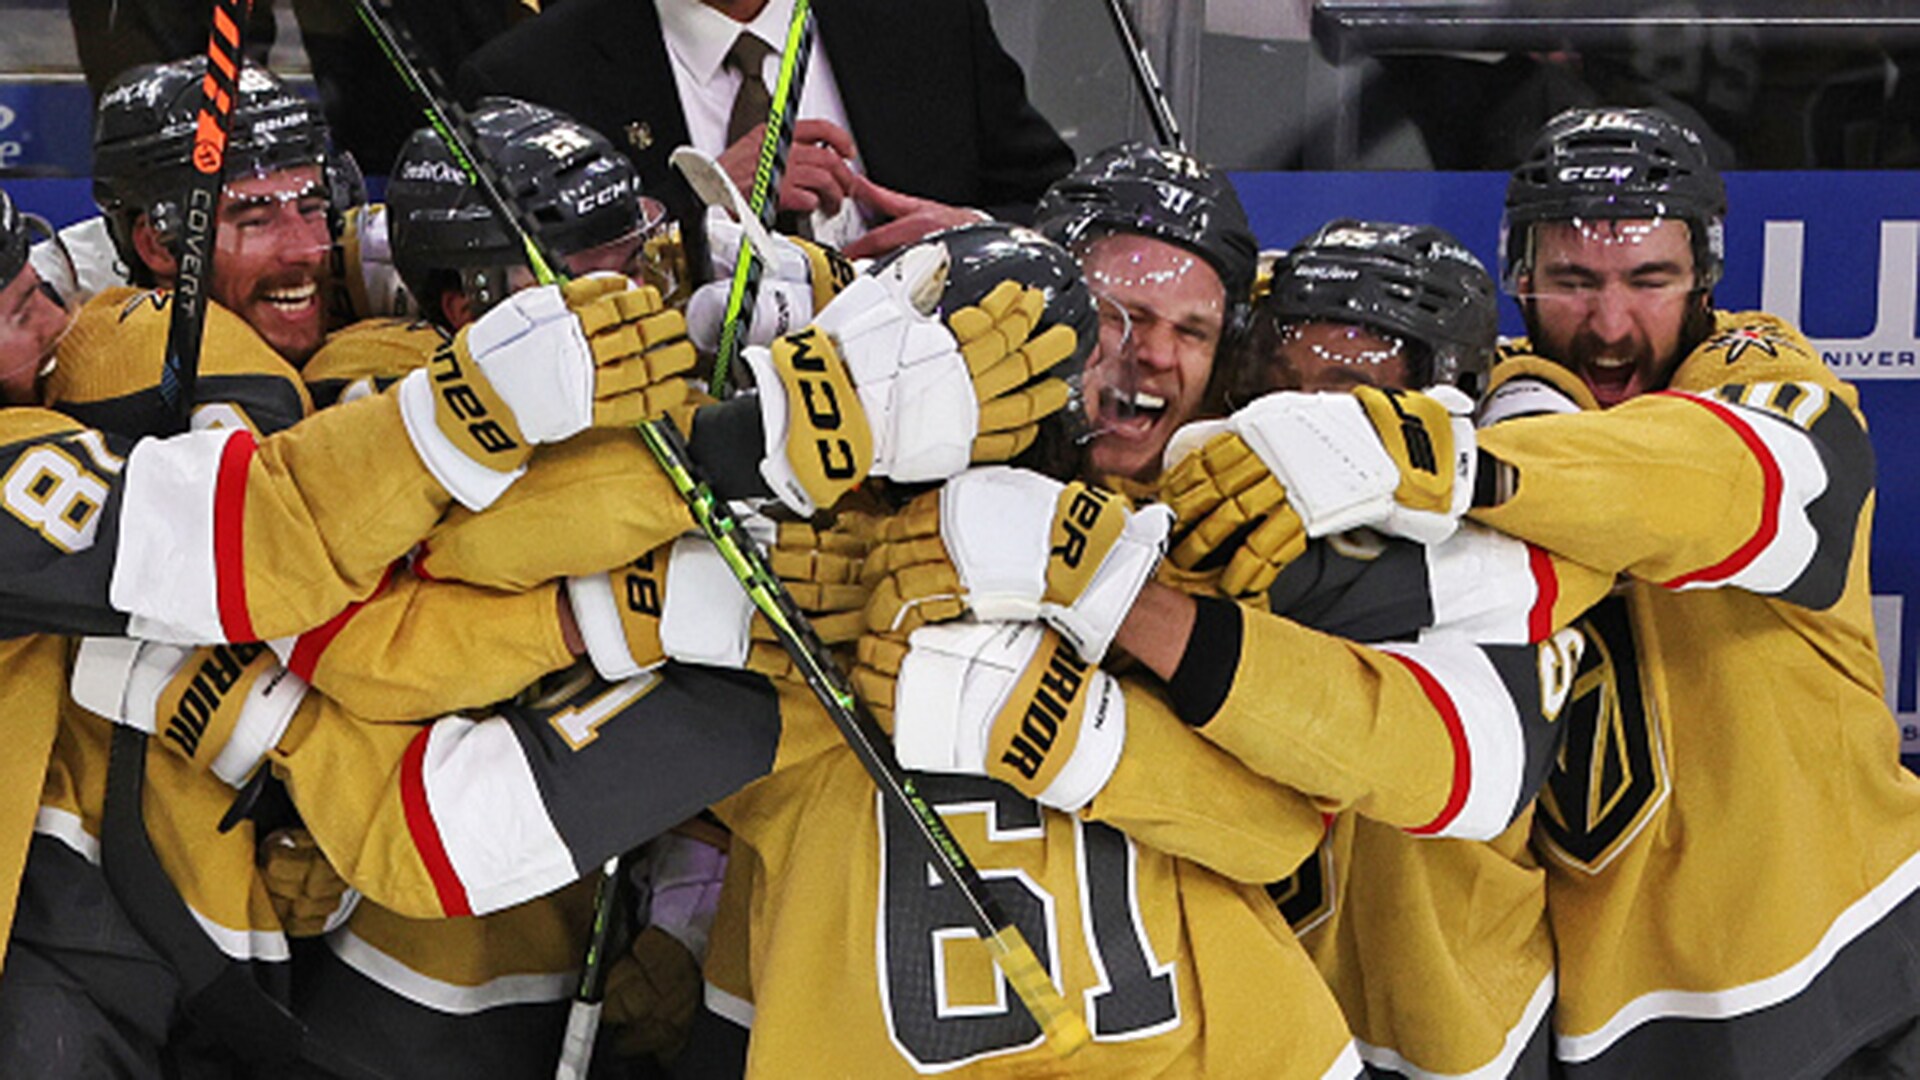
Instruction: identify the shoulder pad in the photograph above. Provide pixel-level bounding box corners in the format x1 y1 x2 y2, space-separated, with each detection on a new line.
1482 351 1599 420
1668 311 1840 397
0 406 86 448
306 317 447 387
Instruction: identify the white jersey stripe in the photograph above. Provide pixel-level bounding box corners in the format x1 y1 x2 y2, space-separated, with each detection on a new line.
327 926 575 1014
109 428 243 642
1356 972 1554 1079
1378 639 1527 842
1557 844 1920 1062
418 717 578 917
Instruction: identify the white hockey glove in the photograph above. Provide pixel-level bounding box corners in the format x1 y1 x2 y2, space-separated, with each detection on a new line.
398 274 696 509
567 516 868 681
745 245 1075 515
856 621 1126 813
685 215 859 353
70 636 307 789
863 467 1171 663
1162 386 1476 594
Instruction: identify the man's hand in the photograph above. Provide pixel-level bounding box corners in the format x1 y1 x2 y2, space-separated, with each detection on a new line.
718 119 860 217
863 468 1171 663
844 174 989 260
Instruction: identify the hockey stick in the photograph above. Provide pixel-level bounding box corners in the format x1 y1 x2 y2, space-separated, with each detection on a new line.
1102 0 1188 153
555 852 631 1080
352 0 1088 1057
157 0 252 429
708 0 814 396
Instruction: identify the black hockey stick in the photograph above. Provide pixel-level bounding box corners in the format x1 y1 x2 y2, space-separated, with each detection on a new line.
1102 0 1188 153
156 0 251 428
101 7 392 1078
352 0 1088 1056
708 0 814 396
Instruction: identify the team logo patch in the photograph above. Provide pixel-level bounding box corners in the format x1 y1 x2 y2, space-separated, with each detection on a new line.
1536 596 1669 873
1709 324 1794 365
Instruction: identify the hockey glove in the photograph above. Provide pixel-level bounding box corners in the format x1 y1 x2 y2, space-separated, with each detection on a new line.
260 827 356 938
604 828 726 1061
856 621 1126 813
686 217 859 352
398 274 697 509
863 467 1171 663
1160 423 1309 599
745 244 1077 515
567 519 868 681
1164 386 1476 584
69 637 307 789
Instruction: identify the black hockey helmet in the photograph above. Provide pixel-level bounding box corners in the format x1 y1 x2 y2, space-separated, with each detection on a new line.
1034 141 1258 305
1501 107 1727 293
93 59 331 286
0 186 34 293
872 221 1098 482
387 97 660 325
1255 219 1497 392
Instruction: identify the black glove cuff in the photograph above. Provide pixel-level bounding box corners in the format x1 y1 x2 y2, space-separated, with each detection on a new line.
1169 595 1242 728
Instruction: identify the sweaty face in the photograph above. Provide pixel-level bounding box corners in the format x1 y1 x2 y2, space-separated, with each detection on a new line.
1079 233 1226 481
0 264 70 404
212 165 331 366
1267 320 1411 394
1521 218 1696 407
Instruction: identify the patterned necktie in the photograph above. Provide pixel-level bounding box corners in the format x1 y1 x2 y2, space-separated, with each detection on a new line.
723 32 776 146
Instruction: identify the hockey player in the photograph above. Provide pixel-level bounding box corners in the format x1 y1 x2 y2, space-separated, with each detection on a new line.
1477 107 1920 1078
0 187 71 404
854 204 1606 1077
1187 220 1570 1078
1033 141 1259 484
1145 107 1915 1078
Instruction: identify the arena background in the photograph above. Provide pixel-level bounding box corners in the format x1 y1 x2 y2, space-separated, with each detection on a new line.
2 0 1917 752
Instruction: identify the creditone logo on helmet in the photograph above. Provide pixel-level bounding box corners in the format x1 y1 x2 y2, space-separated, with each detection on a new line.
398 159 467 186
1322 226 1383 249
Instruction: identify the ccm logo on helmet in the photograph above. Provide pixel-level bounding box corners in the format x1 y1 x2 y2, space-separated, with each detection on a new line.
786 327 860 481
1557 164 1636 183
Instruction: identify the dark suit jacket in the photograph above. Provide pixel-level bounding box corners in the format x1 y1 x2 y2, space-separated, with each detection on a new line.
455 0 1074 255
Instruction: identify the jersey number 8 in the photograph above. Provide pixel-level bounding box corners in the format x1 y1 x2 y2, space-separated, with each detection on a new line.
3 445 110 553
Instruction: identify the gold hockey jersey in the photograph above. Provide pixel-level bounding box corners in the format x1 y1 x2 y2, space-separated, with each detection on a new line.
1471 311 1920 1077
710 674 1363 1078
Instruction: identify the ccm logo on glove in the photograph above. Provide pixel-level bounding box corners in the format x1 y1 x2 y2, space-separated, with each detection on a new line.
786 327 861 483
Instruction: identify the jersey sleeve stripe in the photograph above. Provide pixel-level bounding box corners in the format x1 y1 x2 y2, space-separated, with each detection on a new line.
400 727 472 917
412 716 579 916
284 564 394 681
111 429 237 640
213 430 258 642
1387 651 1471 837
1385 640 1532 840
1528 543 1558 644
1655 392 1784 591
